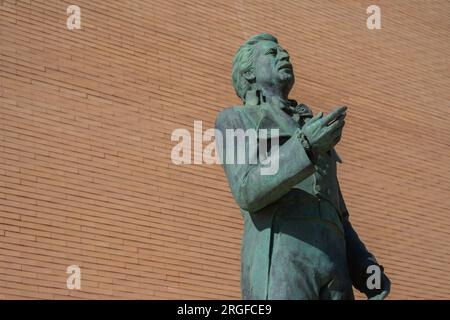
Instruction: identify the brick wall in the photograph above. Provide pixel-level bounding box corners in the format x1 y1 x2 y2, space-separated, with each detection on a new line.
0 0 449 299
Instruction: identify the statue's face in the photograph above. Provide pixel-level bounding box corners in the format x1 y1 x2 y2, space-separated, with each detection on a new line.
252 40 294 96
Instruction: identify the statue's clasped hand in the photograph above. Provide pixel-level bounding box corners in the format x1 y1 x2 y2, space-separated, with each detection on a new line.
301 106 347 156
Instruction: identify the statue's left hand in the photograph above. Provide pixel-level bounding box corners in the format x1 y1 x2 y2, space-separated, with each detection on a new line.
367 271 391 300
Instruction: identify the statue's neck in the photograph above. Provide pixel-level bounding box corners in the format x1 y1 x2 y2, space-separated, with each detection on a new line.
245 88 290 108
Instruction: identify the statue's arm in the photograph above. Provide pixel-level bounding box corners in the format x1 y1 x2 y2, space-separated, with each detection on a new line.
342 214 378 292
338 184 390 298
215 109 315 212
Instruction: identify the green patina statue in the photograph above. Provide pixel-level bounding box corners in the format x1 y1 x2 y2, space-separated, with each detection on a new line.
215 33 391 300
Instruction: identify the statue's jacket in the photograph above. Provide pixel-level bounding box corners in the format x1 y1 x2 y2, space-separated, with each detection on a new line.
215 99 375 299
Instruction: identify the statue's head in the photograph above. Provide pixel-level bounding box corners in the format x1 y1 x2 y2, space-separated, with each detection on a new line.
232 33 295 103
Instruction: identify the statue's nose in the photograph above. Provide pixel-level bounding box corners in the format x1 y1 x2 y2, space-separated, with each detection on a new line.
278 51 289 61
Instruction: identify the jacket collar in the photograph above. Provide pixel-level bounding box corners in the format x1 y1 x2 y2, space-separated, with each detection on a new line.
239 90 311 138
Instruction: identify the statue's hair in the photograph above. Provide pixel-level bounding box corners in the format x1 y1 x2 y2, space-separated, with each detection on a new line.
232 33 278 102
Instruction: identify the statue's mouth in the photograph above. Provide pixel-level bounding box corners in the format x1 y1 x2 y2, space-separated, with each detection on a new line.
278 62 292 70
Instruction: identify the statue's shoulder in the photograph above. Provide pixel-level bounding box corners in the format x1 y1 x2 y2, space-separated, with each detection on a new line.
215 105 245 129
216 105 243 118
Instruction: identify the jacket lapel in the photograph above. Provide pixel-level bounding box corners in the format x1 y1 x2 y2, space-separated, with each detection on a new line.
239 101 300 138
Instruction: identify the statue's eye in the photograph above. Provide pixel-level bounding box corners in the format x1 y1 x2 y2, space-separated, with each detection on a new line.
266 48 277 56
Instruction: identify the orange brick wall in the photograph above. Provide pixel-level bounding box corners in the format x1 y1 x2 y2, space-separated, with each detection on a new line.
0 0 449 299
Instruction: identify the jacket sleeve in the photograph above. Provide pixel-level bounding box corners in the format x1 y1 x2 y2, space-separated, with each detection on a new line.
338 183 379 293
215 108 315 213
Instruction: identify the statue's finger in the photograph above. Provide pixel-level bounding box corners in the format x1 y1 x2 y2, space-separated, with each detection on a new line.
321 106 347 126
378 290 389 300
328 119 345 132
310 111 323 122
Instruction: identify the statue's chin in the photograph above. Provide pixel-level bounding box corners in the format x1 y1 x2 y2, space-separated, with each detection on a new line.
279 70 294 81
278 72 294 91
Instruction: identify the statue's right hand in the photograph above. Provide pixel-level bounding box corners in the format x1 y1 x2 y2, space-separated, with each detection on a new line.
302 106 347 155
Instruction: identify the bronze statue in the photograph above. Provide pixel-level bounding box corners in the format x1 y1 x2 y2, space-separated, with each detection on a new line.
215 33 390 300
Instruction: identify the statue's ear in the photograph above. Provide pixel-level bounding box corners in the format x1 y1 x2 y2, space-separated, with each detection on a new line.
243 71 255 83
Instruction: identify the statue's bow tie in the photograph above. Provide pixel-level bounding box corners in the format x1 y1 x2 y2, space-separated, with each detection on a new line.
282 102 314 119
258 95 314 120
244 90 314 128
